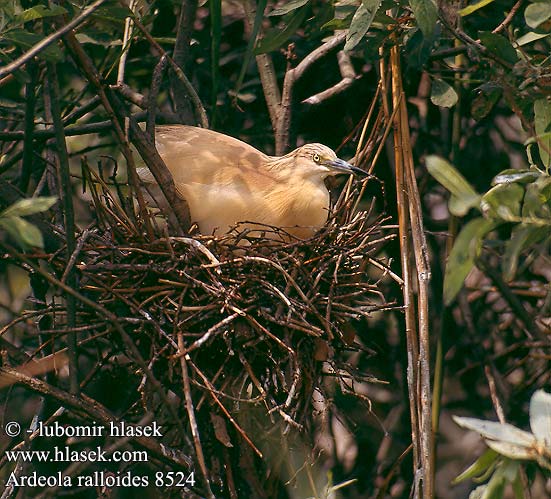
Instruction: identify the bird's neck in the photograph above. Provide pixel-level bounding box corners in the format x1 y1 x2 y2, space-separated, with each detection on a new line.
264 156 294 180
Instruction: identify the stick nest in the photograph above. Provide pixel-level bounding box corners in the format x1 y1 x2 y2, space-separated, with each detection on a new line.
36 175 395 488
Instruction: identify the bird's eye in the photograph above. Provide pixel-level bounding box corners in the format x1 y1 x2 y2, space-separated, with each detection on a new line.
313 153 321 163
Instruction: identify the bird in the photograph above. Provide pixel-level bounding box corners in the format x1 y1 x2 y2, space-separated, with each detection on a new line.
139 125 366 239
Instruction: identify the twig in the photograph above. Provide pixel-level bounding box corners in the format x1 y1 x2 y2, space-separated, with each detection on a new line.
1 241 188 443
484 365 506 423
60 228 92 284
388 44 422 499
124 115 192 232
0 0 108 79
113 83 147 108
19 61 38 193
117 0 137 85
302 50 358 105
171 0 198 121
61 30 155 237
147 55 168 139
46 60 79 395
173 312 242 357
480 260 540 338
131 17 208 128
163 237 221 270
0 366 192 468
188 358 263 458
492 0 524 34
177 333 215 499
275 32 346 154
62 95 101 125
439 12 514 70
0 111 181 141
243 0 281 130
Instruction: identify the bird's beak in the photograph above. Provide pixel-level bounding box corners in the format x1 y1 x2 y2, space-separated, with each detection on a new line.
322 158 367 177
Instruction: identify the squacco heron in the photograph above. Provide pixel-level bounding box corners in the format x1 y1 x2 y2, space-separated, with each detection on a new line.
140 125 365 238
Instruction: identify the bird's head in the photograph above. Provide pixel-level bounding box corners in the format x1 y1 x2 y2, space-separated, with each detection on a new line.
290 143 367 180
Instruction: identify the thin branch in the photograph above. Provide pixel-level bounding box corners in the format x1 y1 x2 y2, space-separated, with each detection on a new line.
256 54 281 130
171 0 198 122
46 60 79 395
275 32 346 154
131 17 208 128
480 260 540 338
294 33 347 82
484 365 506 423
147 55 168 140
302 50 358 106
19 62 38 193
188 358 263 458
0 0 108 79
62 30 155 237
124 113 192 232
492 0 524 34
388 44 422 499
0 366 192 468
0 111 181 141
112 82 147 108
177 333 215 499
439 12 514 70
0 241 188 443
117 0 137 85
243 0 281 130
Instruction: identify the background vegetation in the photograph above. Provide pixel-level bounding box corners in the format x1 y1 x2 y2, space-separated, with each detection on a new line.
0 0 550 498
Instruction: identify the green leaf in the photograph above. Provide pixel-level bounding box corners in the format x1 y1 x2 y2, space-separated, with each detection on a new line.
255 7 307 54
405 28 433 69
492 169 540 186
75 33 123 46
515 31 551 47
0 216 44 248
14 5 67 23
409 0 438 38
534 97 551 169
522 176 551 219
503 224 548 281
525 2 551 29
430 78 458 108
482 469 506 499
425 155 481 216
481 183 524 220
511 472 524 499
0 197 57 217
443 218 496 304
478 31 518 65
4 29 63 62
479 461 520 499
344 0 382 51
268 0 309 16
453 449 499 484
469 485 487 499
458 0 495 17
486 441 535 460
529 390 551 447
471 83 501 120
92 5 133 24
321 17 352 31
453 417 536 447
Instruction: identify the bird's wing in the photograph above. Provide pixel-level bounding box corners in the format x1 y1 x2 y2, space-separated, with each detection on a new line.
154 125 273 188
